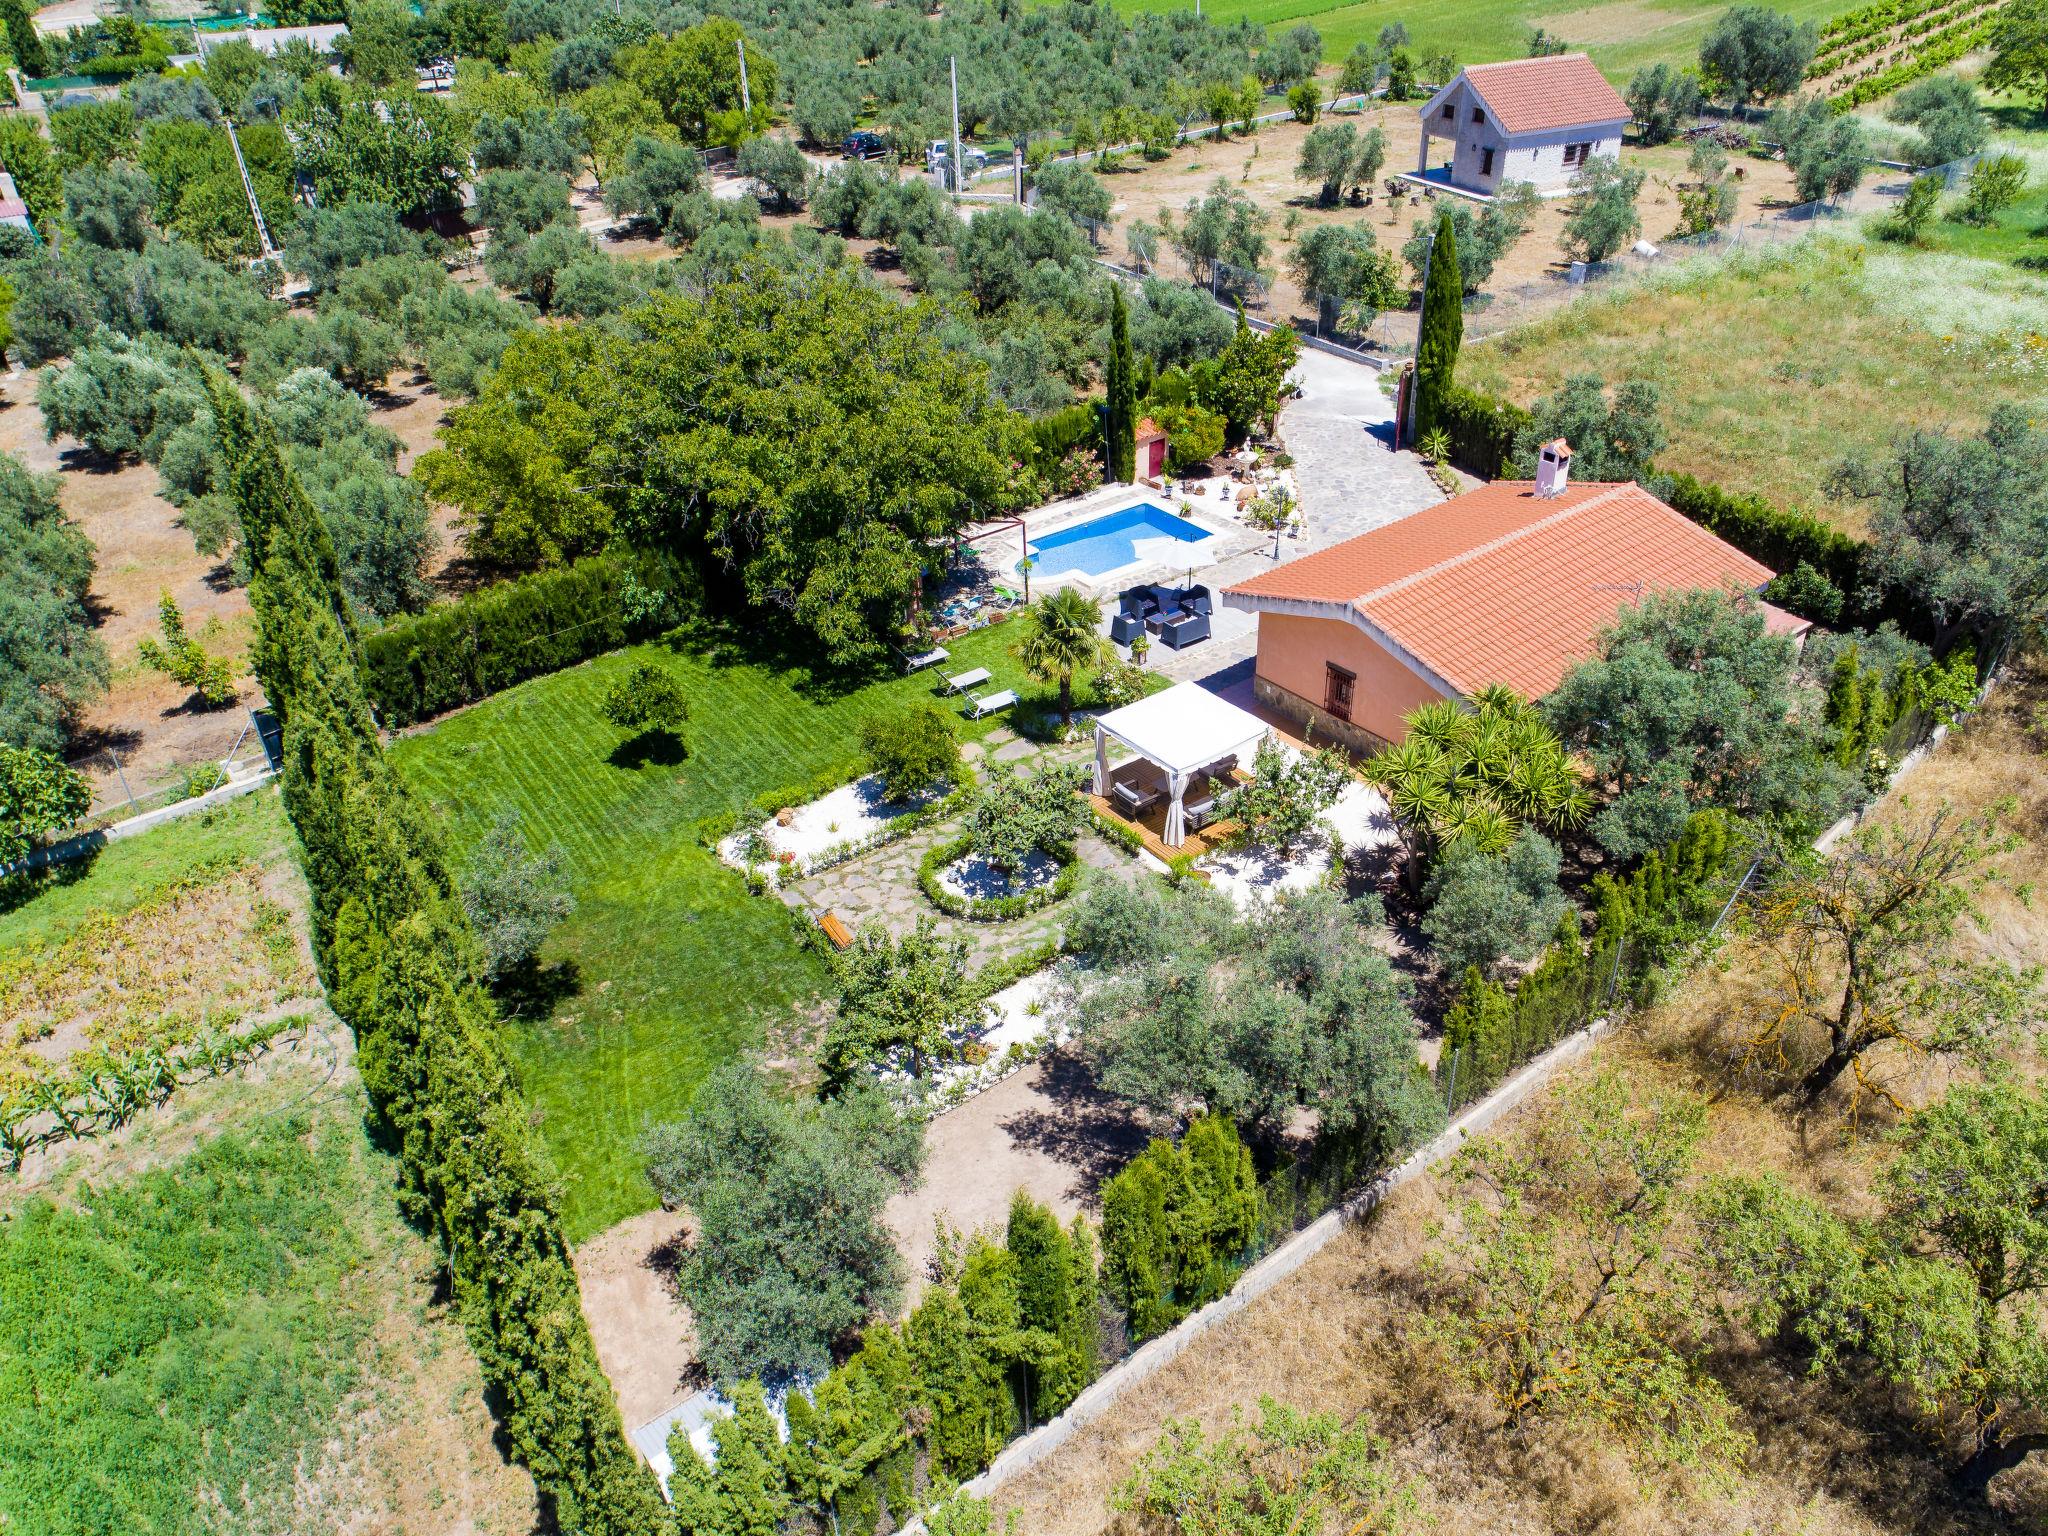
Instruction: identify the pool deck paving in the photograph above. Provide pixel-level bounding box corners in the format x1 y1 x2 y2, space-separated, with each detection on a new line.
1126 348 1445 685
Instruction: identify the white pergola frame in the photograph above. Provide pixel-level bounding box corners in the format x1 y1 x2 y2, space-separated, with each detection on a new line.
1091 682 1272 847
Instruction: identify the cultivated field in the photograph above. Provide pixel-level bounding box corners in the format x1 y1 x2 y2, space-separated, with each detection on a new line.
1099 0 1870 77
389 620 1076 1241
0 792 539 1536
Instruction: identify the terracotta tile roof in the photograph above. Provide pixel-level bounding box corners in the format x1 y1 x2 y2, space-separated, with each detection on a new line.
1457 54 1630 136
1135 416 1165 442
1226 481 1790 700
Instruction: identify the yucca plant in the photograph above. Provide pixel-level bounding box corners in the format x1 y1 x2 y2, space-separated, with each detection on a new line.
1367 687 1589 889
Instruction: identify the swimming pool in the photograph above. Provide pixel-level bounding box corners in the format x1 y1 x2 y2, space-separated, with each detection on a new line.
1024 502 1210 580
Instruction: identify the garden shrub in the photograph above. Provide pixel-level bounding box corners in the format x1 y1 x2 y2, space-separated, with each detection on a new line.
1099 1115 1263 1340
918 832 1081 921
962 762 1086 875
860 704 961 801
1431 385 1533 478
360 553 680 727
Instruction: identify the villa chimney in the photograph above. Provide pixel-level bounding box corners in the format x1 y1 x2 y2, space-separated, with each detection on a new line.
1535 438 1572 499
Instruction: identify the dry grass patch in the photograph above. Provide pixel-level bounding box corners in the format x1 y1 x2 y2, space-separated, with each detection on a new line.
1457 237 2048 525
0 856 318 1091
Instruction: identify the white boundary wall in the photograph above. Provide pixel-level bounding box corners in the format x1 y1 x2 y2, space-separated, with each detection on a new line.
897 1017 1612 1526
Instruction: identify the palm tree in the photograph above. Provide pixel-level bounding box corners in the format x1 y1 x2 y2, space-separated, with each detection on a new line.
1015 587 1109 730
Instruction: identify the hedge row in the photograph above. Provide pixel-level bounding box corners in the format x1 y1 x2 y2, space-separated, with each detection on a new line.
917 832 1082 920
363 554 678 728
1433 384 1534 480
1099 1115 1265 1341
1437 808 1742 1109
206 377 666 1536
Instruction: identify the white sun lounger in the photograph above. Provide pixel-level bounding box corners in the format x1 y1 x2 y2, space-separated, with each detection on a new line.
942 666 992 694
904 645 949 672
964 689 1017 719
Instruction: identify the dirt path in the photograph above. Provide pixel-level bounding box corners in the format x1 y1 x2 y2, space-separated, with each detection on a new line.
576 1050 1155 1434
886 1053 1156 1295
572 1207 700 1432
1086 97 1802 350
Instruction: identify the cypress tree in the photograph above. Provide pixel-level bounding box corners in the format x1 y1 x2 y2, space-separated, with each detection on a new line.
2 0 47 80
1413 209 1462 440
1105 283 1137 483
205 373 668 1536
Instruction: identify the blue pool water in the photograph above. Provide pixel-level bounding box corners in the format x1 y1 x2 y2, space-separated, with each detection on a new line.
1024 503 1208 579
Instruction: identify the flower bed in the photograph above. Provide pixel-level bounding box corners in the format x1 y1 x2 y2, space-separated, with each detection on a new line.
918 833 1081 921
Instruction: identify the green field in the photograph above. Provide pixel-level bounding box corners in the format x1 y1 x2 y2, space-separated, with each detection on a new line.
1108 0 1865 79
0 789 290 952
390 621 1054 1241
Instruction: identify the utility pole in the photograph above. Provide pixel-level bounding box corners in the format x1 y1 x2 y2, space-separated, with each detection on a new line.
736 37 751 115
949 55 963 194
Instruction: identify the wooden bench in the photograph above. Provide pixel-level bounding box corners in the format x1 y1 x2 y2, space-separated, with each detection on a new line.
818 911 856 950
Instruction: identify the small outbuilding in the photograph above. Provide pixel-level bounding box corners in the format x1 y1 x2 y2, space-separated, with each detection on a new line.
1414 53 1630 198
1135 417 1168 481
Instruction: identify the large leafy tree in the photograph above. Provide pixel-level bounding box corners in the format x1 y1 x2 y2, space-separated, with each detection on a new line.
1422 827 1569 980
1826 404 2048 645
1367 686 1591 884
1739 803 2037 1108
1545 588 1845 858
1704 1077 2048 1493
1066 882 1441 1149
1986 0 2048 117
458 262 1015 664
0 454 107 755
1699 5 1818 107
290 94 466 216
640 1060 924 1387
619 18 776 145
1559 156 1646 263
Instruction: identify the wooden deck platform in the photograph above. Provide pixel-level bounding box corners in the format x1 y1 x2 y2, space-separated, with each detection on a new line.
1088 785 1243 863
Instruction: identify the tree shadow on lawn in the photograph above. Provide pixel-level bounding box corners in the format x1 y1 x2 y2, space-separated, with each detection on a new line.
996 1051 1157 1206
608 730 688 771
666 609 901 704
493 958 583 1022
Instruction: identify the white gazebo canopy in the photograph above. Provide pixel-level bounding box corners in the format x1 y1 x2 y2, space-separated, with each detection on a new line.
1092 681 1271 846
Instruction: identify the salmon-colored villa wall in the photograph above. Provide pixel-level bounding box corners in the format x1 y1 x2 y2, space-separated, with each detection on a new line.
1253 611 1451 750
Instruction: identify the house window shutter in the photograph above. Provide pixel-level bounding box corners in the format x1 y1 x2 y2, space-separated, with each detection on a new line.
1324 664 1355 722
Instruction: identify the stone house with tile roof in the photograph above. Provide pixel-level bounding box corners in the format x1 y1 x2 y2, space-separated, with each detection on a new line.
1221 467 1808 754
1417 54 1631 197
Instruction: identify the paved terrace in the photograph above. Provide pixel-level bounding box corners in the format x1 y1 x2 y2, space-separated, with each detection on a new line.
1144 348 1443 683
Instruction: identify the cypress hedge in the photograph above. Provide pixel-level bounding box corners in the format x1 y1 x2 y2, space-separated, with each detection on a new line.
1099 1116 1263 1342
363 554 675 728
205 374 668 1536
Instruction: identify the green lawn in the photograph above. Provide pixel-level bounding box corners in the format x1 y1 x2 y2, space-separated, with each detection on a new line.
1102 0 1867 78
390 621 1053 1242
1922 186 2048 268
0 789 290 953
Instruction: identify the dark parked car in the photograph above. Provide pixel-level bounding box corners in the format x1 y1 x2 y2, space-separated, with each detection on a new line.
843 130 889 160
